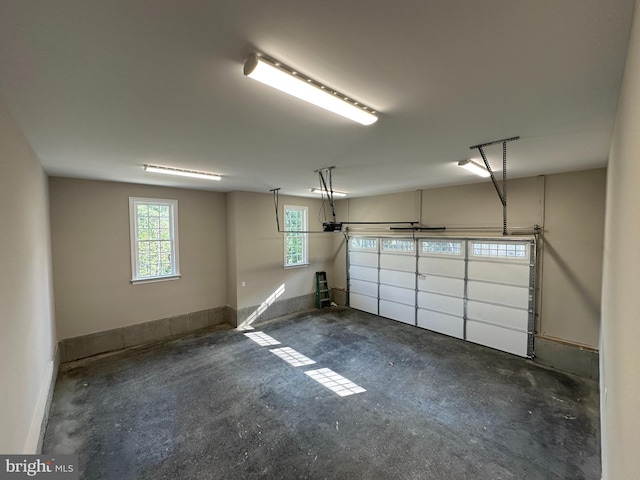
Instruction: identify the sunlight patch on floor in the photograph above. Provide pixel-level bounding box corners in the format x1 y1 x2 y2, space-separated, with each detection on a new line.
269 347 316 367
305 368 366 397
244 331 281 346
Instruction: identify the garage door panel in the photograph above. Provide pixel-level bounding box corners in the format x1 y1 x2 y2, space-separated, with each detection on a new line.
349 265 377 282
466 321 528 357
380 301 415 325
418 257 465 278
350 251 378 268
349 293 378 315
380 254 415 271
418 275 464 297
350 279 378 297
417 291 463 316
467 281 529 308
380 269 415 289
417 309 464 339
349 237 535 359
468 261 529 286
467 301 528 331
379 284 415 306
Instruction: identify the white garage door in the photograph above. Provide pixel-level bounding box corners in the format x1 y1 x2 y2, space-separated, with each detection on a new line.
466 241 533 357
417 239 466 340
348 236 535 358
348 238 379 315
379 239 416 325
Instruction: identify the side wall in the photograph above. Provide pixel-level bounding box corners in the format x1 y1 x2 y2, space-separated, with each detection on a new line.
336 170 605 376
227 191 339 326
600 0 640 476
49 178 227 342
0 100 57 453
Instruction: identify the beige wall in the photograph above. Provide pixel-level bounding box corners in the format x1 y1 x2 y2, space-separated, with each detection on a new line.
336 171 605 349
540 170 605 346
0 100 57 453
49 178 227 340
226 192 239 310
347 190 421 224
227 191 338 312
601 0 640 476
422 176 544 229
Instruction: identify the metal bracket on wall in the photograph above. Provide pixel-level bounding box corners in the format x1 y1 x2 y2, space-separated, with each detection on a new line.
469 136 520 236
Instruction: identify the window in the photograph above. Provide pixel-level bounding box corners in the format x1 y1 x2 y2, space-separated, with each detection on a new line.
350 237 378 251
471 241 527 259
421 240 463 255
129 197 180 283
381 238 415 253
284 205 308 267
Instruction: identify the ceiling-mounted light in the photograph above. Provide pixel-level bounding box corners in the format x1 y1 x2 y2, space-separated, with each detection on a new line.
243 54 378 126
144 164 222 181
310 188 347 197
458 159 491 177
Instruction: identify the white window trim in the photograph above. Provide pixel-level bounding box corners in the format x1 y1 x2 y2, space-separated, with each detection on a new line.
381 238 416 254
284 205 309 268
129 197 181 284
470 240 529 262
349 237 379 252
419 239 464 256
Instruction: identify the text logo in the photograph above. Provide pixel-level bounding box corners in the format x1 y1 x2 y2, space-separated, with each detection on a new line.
0 456 78 480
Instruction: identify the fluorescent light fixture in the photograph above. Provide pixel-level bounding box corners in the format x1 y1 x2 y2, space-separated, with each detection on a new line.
310 188 347 197
144 164 222 181
244 54 378 126
458 159 491 177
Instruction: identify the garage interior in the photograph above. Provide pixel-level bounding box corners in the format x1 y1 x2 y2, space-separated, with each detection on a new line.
1 1 640 479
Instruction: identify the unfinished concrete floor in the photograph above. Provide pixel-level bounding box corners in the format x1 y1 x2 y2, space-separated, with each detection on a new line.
43 307 600 479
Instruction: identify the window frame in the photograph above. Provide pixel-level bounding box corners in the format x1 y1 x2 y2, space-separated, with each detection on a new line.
419 239 464 256
129 197 181 284
381 238 416 254
283 205 308 268
349 237 379 252
470 240 529 262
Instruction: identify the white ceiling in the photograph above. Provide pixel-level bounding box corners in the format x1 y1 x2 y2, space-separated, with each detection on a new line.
0 0 635 197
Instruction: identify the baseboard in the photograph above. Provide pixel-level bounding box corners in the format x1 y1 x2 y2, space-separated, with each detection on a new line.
331 288 347 306
34 344 60 453
22 343 59 453
234 293 316 329
59 306 229 363
534 336 599 380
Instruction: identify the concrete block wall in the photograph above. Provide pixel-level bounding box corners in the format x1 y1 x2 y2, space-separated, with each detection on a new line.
59 307 229 363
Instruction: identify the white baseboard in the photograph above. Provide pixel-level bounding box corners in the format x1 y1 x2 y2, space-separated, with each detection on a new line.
23 350 58 454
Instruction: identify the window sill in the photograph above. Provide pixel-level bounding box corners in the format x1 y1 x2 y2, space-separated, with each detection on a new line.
131 274 181 285
284 263 309 270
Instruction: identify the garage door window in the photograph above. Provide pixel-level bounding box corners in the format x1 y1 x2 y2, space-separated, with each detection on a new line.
382 239 415 253
471 241 527 259
350 238 378 251
421 240 463 255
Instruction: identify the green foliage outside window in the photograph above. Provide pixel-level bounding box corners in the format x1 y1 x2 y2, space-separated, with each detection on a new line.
136 203 174 277
284 206 307 266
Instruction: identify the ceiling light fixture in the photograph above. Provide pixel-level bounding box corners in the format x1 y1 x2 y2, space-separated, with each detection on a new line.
243 54 378 126
458 159 491 177
144 164 222 181
310 188 347 197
